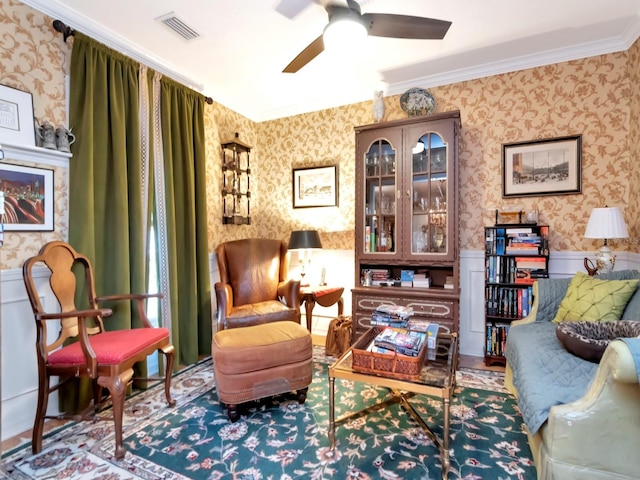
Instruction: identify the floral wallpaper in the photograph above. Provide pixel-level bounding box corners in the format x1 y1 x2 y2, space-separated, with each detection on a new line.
1 0 640 270
628 39 640 251
0 0 69 268
252 53 633 255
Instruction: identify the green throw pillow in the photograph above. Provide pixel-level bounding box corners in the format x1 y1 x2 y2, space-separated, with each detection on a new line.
552 272 639 323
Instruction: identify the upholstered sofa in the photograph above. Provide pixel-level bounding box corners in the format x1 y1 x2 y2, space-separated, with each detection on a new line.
504 270 640 479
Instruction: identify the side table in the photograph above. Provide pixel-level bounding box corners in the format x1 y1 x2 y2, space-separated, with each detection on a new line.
300 286 344 331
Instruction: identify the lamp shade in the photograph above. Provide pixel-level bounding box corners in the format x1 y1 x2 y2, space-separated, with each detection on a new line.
288 230 322 250
584 207 629 240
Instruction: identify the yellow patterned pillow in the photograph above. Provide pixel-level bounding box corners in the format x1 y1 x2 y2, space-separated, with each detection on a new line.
553 272 639 323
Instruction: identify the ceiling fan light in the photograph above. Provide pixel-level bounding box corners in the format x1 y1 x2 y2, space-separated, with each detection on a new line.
323 16 368 50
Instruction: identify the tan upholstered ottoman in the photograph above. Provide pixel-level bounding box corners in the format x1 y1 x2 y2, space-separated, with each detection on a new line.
212 320 313 421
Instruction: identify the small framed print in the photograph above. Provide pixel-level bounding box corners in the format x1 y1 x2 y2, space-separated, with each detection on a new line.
0 163 54 231
502 135 582 198
292 165 338 208
0 84 36 147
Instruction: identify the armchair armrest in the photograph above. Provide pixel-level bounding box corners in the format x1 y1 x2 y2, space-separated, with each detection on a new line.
37 308 113 321
214 282 233 331
96 292 164 329
96 293 163 302
278 279 301 309
541 339 640 477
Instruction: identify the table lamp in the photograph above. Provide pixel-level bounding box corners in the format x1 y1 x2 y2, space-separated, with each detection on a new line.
584 206 628 274
288 230 322 286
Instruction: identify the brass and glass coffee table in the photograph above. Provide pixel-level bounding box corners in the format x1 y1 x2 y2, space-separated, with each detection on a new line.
328 331 458 480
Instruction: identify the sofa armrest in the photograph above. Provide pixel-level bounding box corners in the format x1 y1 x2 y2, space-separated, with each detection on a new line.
540 339 640 477
510 277 571 327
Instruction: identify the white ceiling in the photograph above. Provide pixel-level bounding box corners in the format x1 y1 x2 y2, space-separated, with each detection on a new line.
21 0 640 122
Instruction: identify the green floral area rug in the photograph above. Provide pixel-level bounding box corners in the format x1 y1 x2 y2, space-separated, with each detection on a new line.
2 348 535 479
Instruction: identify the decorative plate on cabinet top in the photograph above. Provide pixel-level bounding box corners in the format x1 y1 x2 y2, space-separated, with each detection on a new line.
400 88 436 117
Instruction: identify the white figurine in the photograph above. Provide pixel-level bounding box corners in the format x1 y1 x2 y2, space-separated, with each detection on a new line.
373 90 385 122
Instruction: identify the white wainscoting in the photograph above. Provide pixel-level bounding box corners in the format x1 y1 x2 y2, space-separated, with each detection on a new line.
4 248 640 440
1 266 62 441
457 250 640 357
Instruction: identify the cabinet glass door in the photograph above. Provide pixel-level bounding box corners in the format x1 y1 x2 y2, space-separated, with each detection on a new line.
411 131 448 255
364 139 396 254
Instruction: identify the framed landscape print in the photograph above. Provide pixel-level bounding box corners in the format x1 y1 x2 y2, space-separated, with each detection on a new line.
0 163 54 231
502 135 582 198
292 164 338 208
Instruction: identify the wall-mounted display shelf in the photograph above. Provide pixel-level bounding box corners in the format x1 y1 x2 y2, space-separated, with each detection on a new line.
221 133 251 225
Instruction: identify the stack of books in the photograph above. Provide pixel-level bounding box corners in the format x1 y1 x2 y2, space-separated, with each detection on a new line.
444 275 455 289
505 233 543 255
370 304 413 328
400 270 414 287
370 269 391 286
412 273 431 288
368 327 427 357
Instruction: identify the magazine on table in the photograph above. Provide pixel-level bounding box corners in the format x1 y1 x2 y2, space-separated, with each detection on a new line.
405 320 440 349
372 327 427 357
370 304 414 328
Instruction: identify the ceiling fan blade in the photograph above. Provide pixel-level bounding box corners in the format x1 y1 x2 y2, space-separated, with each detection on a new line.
362 13 451 39
275 0 314 19
283 35 325 73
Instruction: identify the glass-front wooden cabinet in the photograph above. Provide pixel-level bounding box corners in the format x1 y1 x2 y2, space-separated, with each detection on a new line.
352 111 461 341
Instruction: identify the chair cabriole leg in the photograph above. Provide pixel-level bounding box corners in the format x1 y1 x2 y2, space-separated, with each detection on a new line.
98 369 134 460
162 345 176 406
32 372 50 454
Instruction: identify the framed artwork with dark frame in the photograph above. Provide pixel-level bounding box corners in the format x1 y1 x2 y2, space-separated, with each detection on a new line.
292 164 339 208
502 135 582 198
0 163 54 231
0 84 36 146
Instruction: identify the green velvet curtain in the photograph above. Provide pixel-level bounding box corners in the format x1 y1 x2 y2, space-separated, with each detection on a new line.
69 33 146 319
66 34 211 411
67 33 145 412
159 78 212 365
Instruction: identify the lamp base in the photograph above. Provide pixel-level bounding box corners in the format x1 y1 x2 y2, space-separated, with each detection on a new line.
595 245 616 274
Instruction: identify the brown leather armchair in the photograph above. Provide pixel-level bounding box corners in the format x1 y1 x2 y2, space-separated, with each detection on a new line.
214 238 301 331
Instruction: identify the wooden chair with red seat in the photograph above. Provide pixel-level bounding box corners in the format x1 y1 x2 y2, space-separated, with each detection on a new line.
22 240 176 460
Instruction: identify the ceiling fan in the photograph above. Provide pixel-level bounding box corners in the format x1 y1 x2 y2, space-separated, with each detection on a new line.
280 0 452 73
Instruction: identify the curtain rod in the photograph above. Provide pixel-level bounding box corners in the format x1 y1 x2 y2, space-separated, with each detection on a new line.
52 19 214 105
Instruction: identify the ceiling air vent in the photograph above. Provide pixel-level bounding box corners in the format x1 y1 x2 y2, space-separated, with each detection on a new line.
156 12 200 41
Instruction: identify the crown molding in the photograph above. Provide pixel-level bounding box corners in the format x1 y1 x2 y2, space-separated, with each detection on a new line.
19 0 640 122
20 0 205 94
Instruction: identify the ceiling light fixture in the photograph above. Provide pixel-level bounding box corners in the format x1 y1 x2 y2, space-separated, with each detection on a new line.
322 13 368 51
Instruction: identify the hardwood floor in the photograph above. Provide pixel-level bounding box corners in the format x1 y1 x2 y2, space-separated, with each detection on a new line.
459 353 505 372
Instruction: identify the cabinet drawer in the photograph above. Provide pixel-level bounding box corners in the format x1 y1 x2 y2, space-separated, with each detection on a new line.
352 312 373 343
355 296 400 312
405 300 453 319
